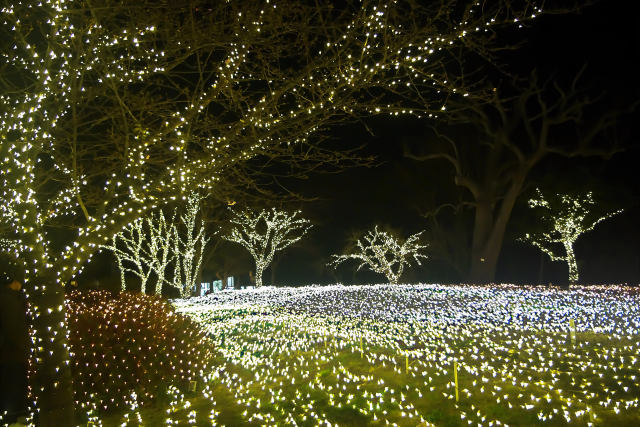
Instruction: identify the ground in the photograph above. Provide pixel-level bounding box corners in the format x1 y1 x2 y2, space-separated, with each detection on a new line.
100 284 639 426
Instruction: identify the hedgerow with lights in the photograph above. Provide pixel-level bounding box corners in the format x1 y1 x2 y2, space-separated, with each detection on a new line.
65 291 215 416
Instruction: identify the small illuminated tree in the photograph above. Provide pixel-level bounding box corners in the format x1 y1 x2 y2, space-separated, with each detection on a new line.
522 189 622 283
329 226 428 283
101 211 175 295
102 192 207 296
221 208 312 287
172 193 209 297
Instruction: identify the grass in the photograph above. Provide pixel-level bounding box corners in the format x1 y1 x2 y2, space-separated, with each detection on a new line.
97 284 639 426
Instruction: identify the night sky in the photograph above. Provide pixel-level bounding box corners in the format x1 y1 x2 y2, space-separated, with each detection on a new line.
84 0 640 289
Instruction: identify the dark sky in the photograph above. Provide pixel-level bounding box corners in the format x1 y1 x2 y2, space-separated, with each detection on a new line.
84 0 640 289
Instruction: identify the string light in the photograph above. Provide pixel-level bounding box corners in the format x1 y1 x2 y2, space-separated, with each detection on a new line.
170 283 640 426
101 193 207 296
66 290 214 421
172 193 209 298
100 212 174 294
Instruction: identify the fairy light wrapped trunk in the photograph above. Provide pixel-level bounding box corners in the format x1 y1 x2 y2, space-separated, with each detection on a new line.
101 192 207 297
100 211 176 294
172 193 209 298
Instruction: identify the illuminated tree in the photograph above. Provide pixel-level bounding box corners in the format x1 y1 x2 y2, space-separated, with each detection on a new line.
221 208 312 288
0 0 550 422
329 226 428 283
101 212 175 295
172 192 209 298
522 189 622 283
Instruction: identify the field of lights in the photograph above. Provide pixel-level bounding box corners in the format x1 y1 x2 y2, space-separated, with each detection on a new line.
161 284 640 426
80 284 640 426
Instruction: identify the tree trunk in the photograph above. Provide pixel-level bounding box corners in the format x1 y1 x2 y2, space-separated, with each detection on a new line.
269 254 282 287
155 271 164 296
270 266 275 287
116 256 126 291
28 282 75 426
468 176 525 283
468 201 496 283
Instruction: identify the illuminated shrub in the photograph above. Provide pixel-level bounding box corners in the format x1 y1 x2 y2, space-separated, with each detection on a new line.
66 290 215 413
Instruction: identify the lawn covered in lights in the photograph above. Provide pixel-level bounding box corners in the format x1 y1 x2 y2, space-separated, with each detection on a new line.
94 284 640 426
146 284 639 426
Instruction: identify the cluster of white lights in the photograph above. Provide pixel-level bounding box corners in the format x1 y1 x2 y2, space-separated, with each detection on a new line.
64 290 214 425
173 193 209 298
100 211 175 294
523 189 623 283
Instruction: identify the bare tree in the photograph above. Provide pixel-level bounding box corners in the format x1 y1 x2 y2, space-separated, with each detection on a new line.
522 189 622 283
329 226 428 283
221 208 312 287
0 0 553 421
405 73 628 283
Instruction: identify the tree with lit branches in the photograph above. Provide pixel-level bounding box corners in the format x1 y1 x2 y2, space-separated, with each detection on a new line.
221 208 312 288
522 189 622 284
101 211 175 295
102 192 207 297
172 193 209 298
329 226 428 283
0 0 552 422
